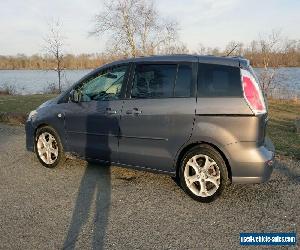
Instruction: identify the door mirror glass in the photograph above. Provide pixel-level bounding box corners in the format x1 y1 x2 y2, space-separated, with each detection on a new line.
69 89 81 103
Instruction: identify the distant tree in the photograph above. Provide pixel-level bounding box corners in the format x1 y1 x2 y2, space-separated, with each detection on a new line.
43 20 66 92
91 0 180 57
196 43 208 55
196 44 221 56
257 30 283 96
282 39 300 66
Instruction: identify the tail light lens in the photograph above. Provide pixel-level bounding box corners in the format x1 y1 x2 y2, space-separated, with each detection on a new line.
241 69 266 115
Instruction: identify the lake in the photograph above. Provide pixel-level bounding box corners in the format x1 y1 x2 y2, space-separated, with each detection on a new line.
0 69 91 95
0 67 300 98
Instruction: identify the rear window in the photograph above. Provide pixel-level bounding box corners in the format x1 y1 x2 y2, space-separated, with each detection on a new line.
198 63 242 97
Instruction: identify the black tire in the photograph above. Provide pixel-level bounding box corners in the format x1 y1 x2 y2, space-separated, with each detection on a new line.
35 126 65 168
179 144 229 203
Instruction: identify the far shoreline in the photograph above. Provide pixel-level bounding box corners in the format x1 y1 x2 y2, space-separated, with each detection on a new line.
1 66 300 71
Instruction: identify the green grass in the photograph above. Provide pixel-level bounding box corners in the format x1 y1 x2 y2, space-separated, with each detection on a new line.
267 99 300 159
0 94 299 159
0 94 57 113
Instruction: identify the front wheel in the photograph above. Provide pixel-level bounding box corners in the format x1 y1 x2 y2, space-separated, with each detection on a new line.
179 145 229 202
35 126 65 168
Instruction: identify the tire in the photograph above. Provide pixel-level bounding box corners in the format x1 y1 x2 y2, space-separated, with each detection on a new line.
35 126 65 168
179 144 229 203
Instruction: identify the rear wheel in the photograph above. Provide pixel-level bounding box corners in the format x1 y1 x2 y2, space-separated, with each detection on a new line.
35 126 65 168
179 145 229 202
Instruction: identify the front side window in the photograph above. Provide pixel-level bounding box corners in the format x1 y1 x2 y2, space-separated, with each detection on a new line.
78 65 128 101
198 63 242 97
131 63 192 99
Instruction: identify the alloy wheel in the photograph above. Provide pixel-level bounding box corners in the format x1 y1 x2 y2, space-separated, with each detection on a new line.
37 132 59 165
184 154 221 197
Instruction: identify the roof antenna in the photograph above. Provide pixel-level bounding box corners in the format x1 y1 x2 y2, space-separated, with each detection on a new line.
226 44 238 56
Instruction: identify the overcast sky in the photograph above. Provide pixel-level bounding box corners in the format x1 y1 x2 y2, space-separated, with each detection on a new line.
0 0 299 55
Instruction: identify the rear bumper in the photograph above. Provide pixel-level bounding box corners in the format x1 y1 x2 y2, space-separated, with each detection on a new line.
25 120 35 152
226 138 275 184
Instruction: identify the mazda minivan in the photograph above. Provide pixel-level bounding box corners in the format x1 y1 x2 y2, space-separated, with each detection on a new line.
25 55 274 202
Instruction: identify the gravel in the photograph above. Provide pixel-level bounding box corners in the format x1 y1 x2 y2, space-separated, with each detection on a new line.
0 123 299 249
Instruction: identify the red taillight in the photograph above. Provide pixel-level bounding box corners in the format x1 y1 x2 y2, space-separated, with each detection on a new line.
241 69 266 115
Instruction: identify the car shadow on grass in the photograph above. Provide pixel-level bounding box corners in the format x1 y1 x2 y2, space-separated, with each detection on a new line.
274 159 300 183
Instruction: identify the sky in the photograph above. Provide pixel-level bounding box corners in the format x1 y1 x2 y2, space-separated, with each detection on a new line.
0 0 299 56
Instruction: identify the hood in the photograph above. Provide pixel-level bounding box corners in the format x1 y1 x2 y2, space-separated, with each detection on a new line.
37 96 59 110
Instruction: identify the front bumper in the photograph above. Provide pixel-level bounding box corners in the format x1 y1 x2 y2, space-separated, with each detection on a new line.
226 137 275 184
25 120 35 152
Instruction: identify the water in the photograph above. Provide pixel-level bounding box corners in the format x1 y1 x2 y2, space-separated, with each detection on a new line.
0 67 300 98
255 67 300 99
0 69 91 94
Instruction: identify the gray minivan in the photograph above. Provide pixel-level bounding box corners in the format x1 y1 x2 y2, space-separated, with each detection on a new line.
25 55 274 202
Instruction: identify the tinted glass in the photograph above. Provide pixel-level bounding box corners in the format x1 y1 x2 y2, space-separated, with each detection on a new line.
131 64 177 98
79 65 128 101
174 64 192 97
198 63 242 97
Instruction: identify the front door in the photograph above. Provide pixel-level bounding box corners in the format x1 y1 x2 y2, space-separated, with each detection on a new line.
64 64 129 163
118 62 197 172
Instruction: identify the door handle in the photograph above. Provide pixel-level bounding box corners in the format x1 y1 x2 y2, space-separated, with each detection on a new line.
105 108 117 115
126 108 142 115
107 110 117 115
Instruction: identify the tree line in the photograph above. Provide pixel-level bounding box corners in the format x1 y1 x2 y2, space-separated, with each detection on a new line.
1 41 299 70
0 53 120 70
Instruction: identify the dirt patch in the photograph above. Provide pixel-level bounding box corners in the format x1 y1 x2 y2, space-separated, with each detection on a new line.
0 112 27 125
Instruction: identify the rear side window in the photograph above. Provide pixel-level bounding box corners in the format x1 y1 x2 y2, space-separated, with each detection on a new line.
131 63 193 99
198 63 242 97
131 64 176 98
174 64 192 97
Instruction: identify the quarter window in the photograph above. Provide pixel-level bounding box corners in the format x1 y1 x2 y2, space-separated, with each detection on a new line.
198 63 242 97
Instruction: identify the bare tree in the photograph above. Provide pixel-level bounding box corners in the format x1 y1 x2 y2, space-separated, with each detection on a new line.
162 43 189 55
282 39 299 66
43 20 66 92
196 43 208 55
195 44 221 56
257 30 283 96
91 0 180 57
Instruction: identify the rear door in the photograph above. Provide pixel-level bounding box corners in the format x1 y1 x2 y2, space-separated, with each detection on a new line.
118 62 197 172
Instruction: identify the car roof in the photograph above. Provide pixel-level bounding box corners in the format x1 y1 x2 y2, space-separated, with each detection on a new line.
101 54 249 69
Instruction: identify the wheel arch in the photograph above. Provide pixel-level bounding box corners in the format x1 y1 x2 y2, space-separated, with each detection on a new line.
175 141 232 182
35 123 49 135
34 123 67 151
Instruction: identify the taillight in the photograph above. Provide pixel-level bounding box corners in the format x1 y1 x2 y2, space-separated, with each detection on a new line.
241 69 266 115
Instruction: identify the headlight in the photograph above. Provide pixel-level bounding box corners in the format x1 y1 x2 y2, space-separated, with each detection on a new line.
28 110 38 121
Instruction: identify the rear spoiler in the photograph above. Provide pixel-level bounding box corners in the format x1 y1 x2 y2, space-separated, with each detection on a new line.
238 58 250 69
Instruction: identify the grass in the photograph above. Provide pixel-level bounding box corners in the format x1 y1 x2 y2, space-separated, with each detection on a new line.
0 94 299 159
0 94 57 124
267 99 300 159
0 94 57 113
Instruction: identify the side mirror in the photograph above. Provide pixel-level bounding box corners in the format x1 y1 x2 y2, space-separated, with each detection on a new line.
105 72 118 79
69 89 81 103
